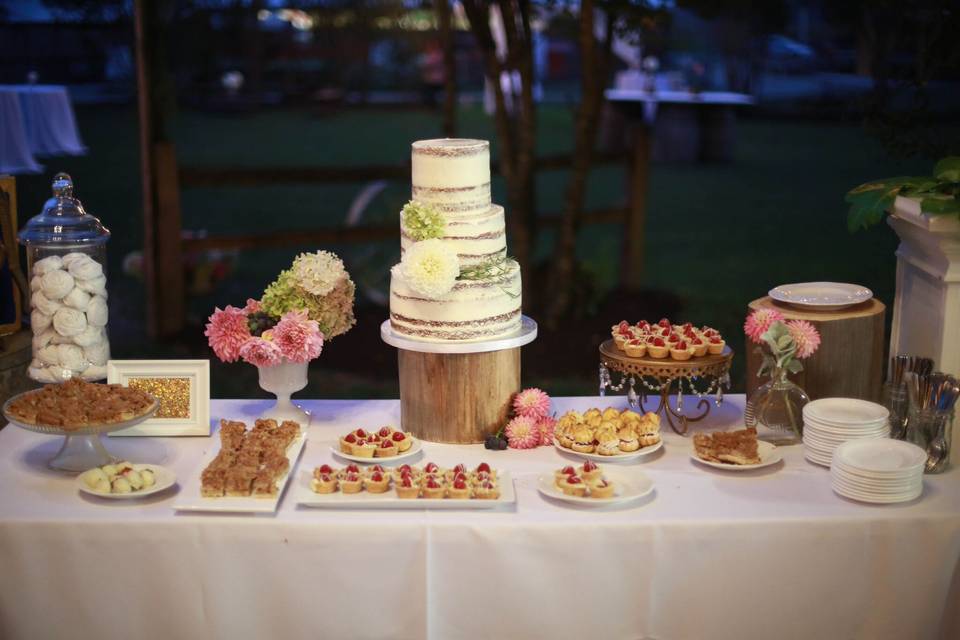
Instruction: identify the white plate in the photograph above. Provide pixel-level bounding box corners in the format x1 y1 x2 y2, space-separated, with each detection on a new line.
553 437 662 462
331 438 422 464
804 419 889 433
690 440 782 471
833 439 926 474
537 468 654 506
832 482 922 504
77 464 176 499
805 451 832 467
803 398 889 425
296 470 516 509
831 469 921 491
832 459 921 482
769 282 872 311
802 430 887 447
173 432 306 513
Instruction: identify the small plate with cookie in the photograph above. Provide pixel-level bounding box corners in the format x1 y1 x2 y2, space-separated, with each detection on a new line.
537 464 655 506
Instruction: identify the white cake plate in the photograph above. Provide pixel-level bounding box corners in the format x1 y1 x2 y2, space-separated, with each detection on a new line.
380 316 538 354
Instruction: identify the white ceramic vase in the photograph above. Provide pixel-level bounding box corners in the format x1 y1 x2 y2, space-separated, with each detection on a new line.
257 359 311 426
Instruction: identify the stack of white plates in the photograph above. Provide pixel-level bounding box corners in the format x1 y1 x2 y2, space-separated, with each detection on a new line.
802 398 889 467
831 439 925 504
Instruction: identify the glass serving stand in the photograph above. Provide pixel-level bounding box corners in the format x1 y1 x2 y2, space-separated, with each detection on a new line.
3 392 158 472
599 340 733 435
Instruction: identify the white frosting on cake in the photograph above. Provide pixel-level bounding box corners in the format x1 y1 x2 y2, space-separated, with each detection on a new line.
391 138 523 342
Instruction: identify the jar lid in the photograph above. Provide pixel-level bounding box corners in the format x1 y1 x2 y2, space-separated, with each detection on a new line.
18 173 111 246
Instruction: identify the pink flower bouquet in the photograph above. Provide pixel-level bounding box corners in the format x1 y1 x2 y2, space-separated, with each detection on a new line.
744 309 821 376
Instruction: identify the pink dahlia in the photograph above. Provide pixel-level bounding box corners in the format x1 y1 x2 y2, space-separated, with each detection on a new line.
243 298 262 314
512 387 551 419
504 415 540 449
786 319 821 359
743 308 785 344
205 305 251 363
271 310 324 363
239 337 283 368
536 415 557 447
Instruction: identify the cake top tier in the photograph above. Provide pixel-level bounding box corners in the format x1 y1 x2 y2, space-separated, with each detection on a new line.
412 138 490 193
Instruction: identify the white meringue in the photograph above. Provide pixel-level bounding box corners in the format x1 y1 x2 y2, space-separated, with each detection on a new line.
60 252 90 269
30 358 43 369
83 340 109 366
57 344 86 371
63 286 91 310
30 309 52 332
32 328 56 350
30 276 42 292
40 269 75 300
82 364 107 381
31 290 62 316
86 295 108 327
76 274 107 297
32 255 63 276
73 325 104 347
37 345 60 365
50 333 72 344
52 307 87 336
68 259 103 281
27 365 57 383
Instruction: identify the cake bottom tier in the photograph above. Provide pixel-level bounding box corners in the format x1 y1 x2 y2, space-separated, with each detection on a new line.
389 260 522 342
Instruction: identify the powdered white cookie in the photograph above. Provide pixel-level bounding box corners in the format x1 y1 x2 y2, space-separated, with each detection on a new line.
30 275 42 292
73 324 104 348
31 290 62 316
28 365 58 384
30 309 52 332
86 295 108 327
76 274 107 297
57 344 85 371
32 328 56 350
83 340 109 366
63 286 91 310
61 252 90 269
68 258 103 281
53 307 87 336
32 255 63 276
50 333 72 344
37 345 60 366
41 269 75 300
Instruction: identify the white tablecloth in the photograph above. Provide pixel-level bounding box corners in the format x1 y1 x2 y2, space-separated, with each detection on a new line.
0 89 42 174
0 85 85 174
1 396 958 640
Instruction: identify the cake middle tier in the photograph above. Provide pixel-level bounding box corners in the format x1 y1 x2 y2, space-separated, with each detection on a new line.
389 259 522 342
401 204 507 266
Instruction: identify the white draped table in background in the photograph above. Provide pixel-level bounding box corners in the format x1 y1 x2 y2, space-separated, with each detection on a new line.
1 396 958 640
0 85 86 174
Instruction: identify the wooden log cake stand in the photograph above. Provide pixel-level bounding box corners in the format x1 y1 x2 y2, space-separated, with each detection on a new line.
746 297 885 402
381 317 538 444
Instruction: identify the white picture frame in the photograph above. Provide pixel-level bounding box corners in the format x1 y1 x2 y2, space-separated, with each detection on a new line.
106 360 210 436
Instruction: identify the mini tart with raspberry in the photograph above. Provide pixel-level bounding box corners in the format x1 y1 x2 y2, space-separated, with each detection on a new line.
351 439 377 459
560 474 587 497
375 438 398 458
473 479 500 500
313 463 336 480
670 340 694 361
391 464 418 483
310 472 338 494
341 472 363 494
554 464 578 487
707 336 726 355
624 338 646 358
421 475 445 499
444 463 468 483
588 476 615 499
391 430 414 453
395 474 420 499
689 336 708 357
340 432 358 454
422 461 443 476
376 425 394 439
364 470 390 493
580 460 602 482
646 336 669 359
447 476 471 499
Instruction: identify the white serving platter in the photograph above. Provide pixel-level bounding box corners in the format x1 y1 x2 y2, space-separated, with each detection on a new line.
296 470 516 509
769 282 872 311
536 468 654 506
77 463 177 500
691 440 782 471
331 438 423 464
173 433 306 514
553 437 662 462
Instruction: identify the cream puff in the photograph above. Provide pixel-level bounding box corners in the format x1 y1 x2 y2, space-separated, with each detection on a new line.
570 426 596 453
618 426 640 452
595 429 620 456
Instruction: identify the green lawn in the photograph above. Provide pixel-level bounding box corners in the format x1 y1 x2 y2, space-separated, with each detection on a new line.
13 103 933 398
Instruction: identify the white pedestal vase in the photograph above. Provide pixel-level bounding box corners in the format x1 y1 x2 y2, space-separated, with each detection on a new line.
257 359 311 426
888 196 960 465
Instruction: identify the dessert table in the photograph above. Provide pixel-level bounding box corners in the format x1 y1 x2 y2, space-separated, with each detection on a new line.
1 395 958 640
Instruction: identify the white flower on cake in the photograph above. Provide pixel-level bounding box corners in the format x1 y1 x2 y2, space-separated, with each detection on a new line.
291 250 348 297
398 238 460 299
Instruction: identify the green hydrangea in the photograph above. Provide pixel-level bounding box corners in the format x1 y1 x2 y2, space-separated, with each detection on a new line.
261 260 356 340
401 200 445 241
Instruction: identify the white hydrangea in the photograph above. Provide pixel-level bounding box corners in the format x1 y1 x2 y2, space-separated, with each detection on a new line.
398 239 460 299
292 250 347 296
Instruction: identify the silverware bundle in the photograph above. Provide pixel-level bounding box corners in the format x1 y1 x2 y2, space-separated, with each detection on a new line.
903 369 958 473
888 354 933 385
886 355 935 440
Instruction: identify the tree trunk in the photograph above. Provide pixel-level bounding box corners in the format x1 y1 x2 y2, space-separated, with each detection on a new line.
435 0 457 137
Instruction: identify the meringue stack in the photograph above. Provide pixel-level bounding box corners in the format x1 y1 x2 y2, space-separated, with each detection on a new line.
28 253 110 382
830 439 925 504
802 398 889 467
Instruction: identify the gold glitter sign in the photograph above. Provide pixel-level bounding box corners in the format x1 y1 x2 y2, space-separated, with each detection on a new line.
128 377 192 419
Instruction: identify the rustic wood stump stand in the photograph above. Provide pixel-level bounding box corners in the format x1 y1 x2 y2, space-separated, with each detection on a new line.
381 318 537 444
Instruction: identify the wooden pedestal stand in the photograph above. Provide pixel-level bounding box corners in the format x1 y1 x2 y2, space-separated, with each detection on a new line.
381 318 538 444
746 297 885 402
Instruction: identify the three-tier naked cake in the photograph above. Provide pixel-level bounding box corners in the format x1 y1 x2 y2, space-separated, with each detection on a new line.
389 138 522 342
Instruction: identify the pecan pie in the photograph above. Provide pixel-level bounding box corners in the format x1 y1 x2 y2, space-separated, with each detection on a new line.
5 377 156 429
199 419 301 498
693 427 762 465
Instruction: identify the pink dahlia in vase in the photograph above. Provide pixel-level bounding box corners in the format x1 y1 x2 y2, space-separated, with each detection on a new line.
204 305 252 363
786 320 821 359
239 336 283 367
271 310 324 363
743 308 785 345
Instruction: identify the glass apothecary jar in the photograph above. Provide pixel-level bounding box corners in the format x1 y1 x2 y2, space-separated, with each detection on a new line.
18 173 111 382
